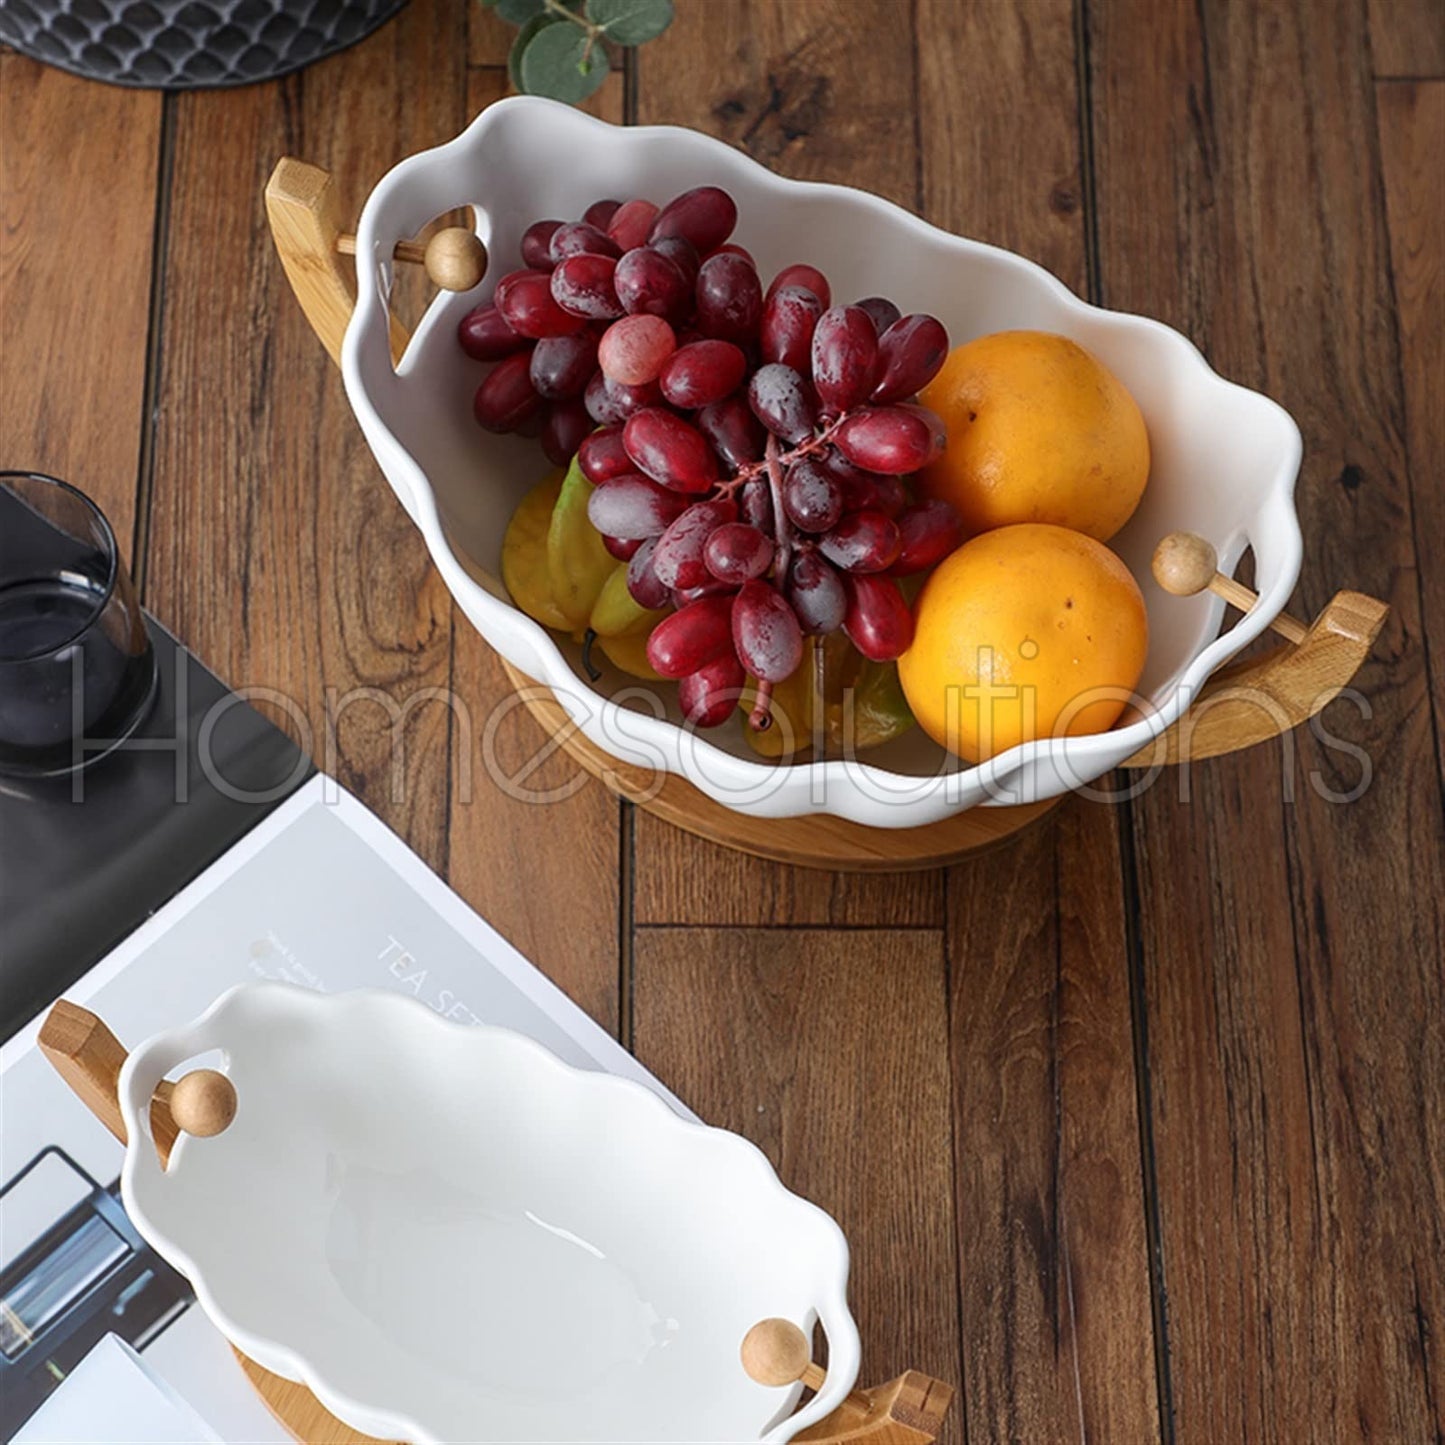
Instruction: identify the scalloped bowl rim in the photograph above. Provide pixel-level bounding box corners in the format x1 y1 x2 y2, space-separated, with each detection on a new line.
343 97 1304 828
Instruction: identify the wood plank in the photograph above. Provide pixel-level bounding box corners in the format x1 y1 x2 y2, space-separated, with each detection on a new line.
629 0 942 926
636 0 919 209
0 55 160 545
1377 80 1445 784
947 800 1159 1442
143 0 464 868
632 843 945 927
1089 0 1445 1439
1367 0 1445 78
446 632 623 1030
917 3 1162 1439
631 927 963 1443
917 0 1090 284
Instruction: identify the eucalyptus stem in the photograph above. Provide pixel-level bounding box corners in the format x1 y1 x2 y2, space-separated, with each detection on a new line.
541 0 596 31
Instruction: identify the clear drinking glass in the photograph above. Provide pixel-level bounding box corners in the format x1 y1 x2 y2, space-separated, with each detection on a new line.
0 472 157 777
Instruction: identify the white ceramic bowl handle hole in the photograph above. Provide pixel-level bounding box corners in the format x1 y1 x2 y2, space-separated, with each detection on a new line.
774 1289 862 1439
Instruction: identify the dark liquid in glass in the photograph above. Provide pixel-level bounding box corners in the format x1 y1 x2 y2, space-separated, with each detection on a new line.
0 479 156 777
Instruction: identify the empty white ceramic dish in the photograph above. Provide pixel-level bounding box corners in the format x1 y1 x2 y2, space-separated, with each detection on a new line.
117 983 859 1443
341 97 1303 826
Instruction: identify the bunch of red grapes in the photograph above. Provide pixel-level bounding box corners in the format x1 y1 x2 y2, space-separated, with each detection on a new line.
457 185 963 729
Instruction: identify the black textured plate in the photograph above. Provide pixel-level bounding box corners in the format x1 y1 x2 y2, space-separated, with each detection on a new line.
0 0 409 90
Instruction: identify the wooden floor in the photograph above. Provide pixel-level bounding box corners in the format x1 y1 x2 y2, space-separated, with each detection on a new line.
3 2 1442 1440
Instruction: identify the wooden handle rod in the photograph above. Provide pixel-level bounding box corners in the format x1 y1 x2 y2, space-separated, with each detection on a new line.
334 226 486 292
1152 531 1309 645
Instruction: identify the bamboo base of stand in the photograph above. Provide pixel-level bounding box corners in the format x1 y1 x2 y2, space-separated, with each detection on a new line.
501 661 1061 869
238 1353 398 1445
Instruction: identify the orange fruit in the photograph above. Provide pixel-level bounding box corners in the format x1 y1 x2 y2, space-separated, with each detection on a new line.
898 523 1149 763
918 330 1150 541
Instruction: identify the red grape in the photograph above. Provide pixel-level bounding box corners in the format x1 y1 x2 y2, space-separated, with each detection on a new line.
651 499 738 590
550 253 623 320
647 594 735 678
495 269 584 339
678 652 746 728
614 246 691 320
603 533 641 561
786 552 847 634
658 339 747 410
818 510 902 573
521 220 563 270
540 399 592 465
671 578 735 605
843 574 914 660
697 395 766 471
823 452 907 517
583 198 621 230
578 424 632 484
458 304 528 361
748 363 818 444
765 264 831 309
549 221 621 263
627 537 671 608
623 408 718 492
599 315 676 386
870 314 949 404
739 474 773 530
529 330 598 399
607 199 660 253
651 235 700 284
833 405 945 473
760 285 823 371
649 186 738 255
855 296 901 335
473 351 542 432
888 499 964 576
705 521 773 584
584 371 661 425
587 473 689 540
711 241 755 267
732 580 803 682
782 458 843 533
811 305 880 412
695 253 763 341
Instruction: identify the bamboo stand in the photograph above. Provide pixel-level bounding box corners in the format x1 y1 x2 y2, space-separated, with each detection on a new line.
264 154 1387 872
39 1000 953 1445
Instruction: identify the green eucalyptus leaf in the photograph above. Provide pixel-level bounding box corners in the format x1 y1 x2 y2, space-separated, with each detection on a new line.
585 0 673 45
518 20 610 104
494 0 548 22
508 13 563 91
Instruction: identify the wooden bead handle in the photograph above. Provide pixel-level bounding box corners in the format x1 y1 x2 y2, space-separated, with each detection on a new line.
741 1318 827 1392
1152 531 1309 644
169 1068 238 1137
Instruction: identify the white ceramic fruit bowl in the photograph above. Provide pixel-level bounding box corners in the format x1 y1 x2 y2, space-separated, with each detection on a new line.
117 983 858 1444
341 96 1304 828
